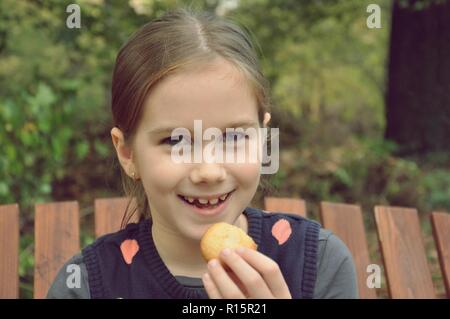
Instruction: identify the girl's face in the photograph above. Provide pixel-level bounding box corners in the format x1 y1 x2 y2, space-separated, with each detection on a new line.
115 58 269 241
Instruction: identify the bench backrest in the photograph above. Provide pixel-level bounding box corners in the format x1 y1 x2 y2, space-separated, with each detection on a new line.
34 202 80 299
0 204 19 298
319 202 377 299
264 197 307 217
430 212 450 298
0 197 448 299
374 206 436 298
94 197 137 238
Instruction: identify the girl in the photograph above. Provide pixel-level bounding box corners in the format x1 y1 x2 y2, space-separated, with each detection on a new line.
47 8 358 299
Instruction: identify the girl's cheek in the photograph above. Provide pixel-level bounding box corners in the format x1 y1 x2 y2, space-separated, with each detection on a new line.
137 148 184 176
148 154 187 174
227 162 260 185
141 163 187 194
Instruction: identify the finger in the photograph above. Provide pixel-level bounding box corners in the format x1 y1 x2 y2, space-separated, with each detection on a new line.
235 248 291 298
225 269 250 298
207 259 246 299
202 273 222 299
219 248 273 298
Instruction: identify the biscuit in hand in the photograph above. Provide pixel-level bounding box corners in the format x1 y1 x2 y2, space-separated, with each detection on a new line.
200 222 257 263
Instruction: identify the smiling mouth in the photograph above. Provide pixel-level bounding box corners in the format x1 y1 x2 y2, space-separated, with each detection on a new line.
177 190 235 209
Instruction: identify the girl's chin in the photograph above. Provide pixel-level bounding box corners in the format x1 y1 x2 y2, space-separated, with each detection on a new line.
176 223 211 242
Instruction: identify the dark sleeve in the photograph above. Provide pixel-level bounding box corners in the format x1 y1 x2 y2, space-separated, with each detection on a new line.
46 253 91 299
313 229 359 299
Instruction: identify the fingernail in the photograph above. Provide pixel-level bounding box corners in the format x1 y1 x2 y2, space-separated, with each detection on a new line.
221 248 231 257
208 259 219 268
236 247 245 254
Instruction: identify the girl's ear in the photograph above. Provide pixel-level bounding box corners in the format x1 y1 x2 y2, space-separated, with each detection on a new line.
111 127 137 178
263 112 271 127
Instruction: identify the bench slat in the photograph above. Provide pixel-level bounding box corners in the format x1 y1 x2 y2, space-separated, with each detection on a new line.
264 197 307 217
320 202 377 299
34 201 80 299
0 204 19 298
374 206 436 298
430 211 450 298
95 197 137 238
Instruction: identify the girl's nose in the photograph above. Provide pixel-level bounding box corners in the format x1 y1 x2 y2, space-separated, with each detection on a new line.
189 162 226 184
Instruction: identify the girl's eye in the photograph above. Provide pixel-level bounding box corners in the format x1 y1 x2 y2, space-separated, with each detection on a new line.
223 131 248 142
160 132 248 146
160 135 190 146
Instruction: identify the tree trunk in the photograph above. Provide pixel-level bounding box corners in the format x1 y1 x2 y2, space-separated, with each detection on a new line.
385 0 450 155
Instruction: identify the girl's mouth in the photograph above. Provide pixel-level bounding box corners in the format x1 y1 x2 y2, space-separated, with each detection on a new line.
178 190 234 209
177 190 235 216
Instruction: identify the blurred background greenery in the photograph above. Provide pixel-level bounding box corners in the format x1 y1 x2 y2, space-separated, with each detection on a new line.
0 0 449 298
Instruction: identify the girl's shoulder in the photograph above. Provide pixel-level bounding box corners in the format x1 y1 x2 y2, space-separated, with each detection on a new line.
46 221 146 299
246 206 319 223
87 220 144 249
246 206 322 235
46 253 90 299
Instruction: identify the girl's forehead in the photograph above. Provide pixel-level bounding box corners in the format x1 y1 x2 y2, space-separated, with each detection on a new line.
158 58 250 93
141 59 258 128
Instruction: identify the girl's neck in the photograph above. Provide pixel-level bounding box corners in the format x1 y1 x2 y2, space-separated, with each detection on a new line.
151 213 248 278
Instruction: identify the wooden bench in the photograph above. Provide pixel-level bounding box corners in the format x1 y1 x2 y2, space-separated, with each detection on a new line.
0 197 449 299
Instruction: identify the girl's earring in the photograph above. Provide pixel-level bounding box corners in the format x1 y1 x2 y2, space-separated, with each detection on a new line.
132 172 137 180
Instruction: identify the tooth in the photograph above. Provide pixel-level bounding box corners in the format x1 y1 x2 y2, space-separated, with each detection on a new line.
219 194 227 200
198 198 208 204
209 198 219 205
186 197 195 203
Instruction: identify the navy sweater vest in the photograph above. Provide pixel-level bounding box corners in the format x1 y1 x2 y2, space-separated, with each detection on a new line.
82 206 321 299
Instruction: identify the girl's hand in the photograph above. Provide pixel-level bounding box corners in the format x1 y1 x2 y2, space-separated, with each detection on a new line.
201 247 292 299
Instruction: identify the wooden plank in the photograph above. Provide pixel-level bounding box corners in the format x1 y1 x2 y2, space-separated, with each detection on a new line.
374 206 436 298
0 204 19 298
264 197 307 217
430 211 450 298
34 201 80 299
94 197 137 238
319 202 377 299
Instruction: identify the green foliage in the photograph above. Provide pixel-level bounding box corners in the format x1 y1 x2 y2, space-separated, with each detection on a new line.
270 166 288 190
233 0 389 131
0 0 147 211
81 229 95 248
422 169 450 212
0 82 74 210
19 234 34 299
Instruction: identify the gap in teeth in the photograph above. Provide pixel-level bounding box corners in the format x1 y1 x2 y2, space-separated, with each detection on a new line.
182 192 229 205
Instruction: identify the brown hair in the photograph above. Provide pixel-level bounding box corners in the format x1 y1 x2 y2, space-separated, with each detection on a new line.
111 7 273 228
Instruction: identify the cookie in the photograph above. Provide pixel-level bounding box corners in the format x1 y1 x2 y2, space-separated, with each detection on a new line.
200 222 257 262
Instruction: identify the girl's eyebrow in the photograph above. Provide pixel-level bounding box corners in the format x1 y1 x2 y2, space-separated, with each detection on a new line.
147 120 259 136
147 127 178 135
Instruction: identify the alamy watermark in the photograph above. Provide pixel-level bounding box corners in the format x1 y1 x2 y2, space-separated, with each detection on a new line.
65 3 381 30
66 264 81 289
64 262 383 290
366 4 382 29
66 4 81 29
169 120 279 175
366 263 381 289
